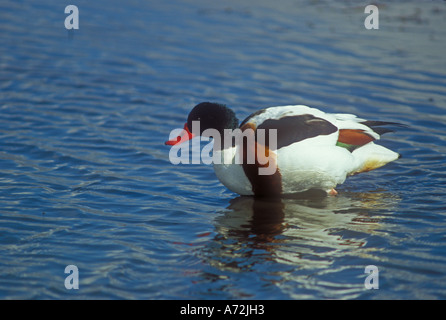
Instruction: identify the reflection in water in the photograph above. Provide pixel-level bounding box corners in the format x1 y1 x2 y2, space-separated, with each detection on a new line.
197 191 401 298
218 190 400 244
228 196 286 242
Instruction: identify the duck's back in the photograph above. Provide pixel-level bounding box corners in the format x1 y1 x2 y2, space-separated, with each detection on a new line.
215 105 400 196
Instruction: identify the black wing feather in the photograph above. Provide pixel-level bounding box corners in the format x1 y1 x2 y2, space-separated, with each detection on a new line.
257 114 337 150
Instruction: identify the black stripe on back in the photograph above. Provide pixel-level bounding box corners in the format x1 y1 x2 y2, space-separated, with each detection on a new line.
257 114 338 150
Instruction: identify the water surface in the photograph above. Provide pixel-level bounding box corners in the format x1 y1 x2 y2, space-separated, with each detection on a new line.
1 0 446 299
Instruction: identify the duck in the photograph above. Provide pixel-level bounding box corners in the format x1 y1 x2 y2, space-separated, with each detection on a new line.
165 102 401 197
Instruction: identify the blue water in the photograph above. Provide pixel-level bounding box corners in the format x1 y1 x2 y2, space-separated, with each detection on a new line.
1 0 446 299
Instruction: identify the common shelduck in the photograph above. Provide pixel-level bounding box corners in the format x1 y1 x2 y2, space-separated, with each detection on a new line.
165 102 401 197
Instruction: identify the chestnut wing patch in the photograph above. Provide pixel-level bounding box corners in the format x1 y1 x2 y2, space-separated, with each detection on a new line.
257 114 338 150
336 129 376 152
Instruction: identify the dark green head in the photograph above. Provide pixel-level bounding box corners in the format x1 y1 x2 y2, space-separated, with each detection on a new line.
187 102 239 136
165 102 239 146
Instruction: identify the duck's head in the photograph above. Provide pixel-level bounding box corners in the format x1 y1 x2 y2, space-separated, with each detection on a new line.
165 102 239 145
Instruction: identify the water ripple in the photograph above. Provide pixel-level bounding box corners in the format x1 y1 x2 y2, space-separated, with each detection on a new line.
1 0 446 299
